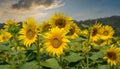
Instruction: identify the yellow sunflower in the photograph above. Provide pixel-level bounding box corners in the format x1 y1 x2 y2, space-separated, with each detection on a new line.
67 22 81 39
104 46 120 66
0 30 12 43
4 19 19 30
80 29 89 38
19 18 38 46
92 39 107 46
116 39 120 46
90 23 102 41
37 20 51 33
99 25 114 40
50 12 72 30
43 27 69 56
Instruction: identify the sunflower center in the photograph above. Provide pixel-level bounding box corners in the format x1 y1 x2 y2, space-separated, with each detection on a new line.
103 31 109 36
92 28 98 36
43 24 51 31
51 37 62 48
55 19 66 28
69 27 75 35
9 23 13 27
2 36 6 40
26 29 35 39
95 39 104 45
107 52 116 60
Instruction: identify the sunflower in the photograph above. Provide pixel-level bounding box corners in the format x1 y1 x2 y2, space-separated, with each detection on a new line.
79 29 89 38
104 46 120 66
92 39 108 46
67 22 81 39
90 23 102 41
37 20 51 33
99 25 114 40
4 20 19 30
43 27 69 56
50 12 72 30
0 30 12 43
19 18 38 46
116 39 120 46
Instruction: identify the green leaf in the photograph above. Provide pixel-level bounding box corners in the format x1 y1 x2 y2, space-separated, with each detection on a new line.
1 40 10 45
74 37 87 41
98 65 109 69
90 50 104 61
81 24 89 28
0 44 10 50
69 67 77 69
20 61 38 69
0 65 11 69
26 45 36 50
41 58 61 69
9 50 19 55
64 52 84 63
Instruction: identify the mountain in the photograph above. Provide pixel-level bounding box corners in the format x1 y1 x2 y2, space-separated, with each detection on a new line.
75 16 120 36
0 22 22 29
0 23 4 29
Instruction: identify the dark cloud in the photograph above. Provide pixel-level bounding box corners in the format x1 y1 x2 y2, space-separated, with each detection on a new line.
0 0 6 2
12 0 59 10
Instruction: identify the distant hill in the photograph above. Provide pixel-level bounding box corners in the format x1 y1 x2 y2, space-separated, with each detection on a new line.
75 16 120 36
0 22 22 29
0 23 4 29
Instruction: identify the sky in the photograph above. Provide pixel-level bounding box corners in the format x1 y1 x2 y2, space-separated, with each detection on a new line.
0 0 120 23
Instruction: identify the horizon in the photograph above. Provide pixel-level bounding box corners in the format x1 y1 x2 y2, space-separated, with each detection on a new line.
0 0 120 23
0 15 120 24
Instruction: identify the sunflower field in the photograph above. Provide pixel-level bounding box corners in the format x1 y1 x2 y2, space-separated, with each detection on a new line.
0 12 120 69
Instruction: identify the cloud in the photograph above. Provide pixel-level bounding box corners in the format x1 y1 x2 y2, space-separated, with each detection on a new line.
12 0 63 10
0 0 64 23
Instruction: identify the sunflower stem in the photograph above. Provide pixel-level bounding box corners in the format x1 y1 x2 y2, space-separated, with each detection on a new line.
37 46 41 69
85 28 91 69
60 56 65 69
110 65 113 69
114 65 117 69
36 36 41 69
86 55 89 69
110 65 117 69
13 34 20 69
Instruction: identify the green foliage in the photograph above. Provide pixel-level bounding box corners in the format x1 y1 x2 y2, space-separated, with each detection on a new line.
89 50 104 61
98 65 109 69
0 65 11 69
64 52 84 63
41 58 61 69
20 61 38 69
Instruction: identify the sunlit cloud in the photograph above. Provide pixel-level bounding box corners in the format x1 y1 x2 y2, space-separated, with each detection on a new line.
12 0 62 10
0 0 65 23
